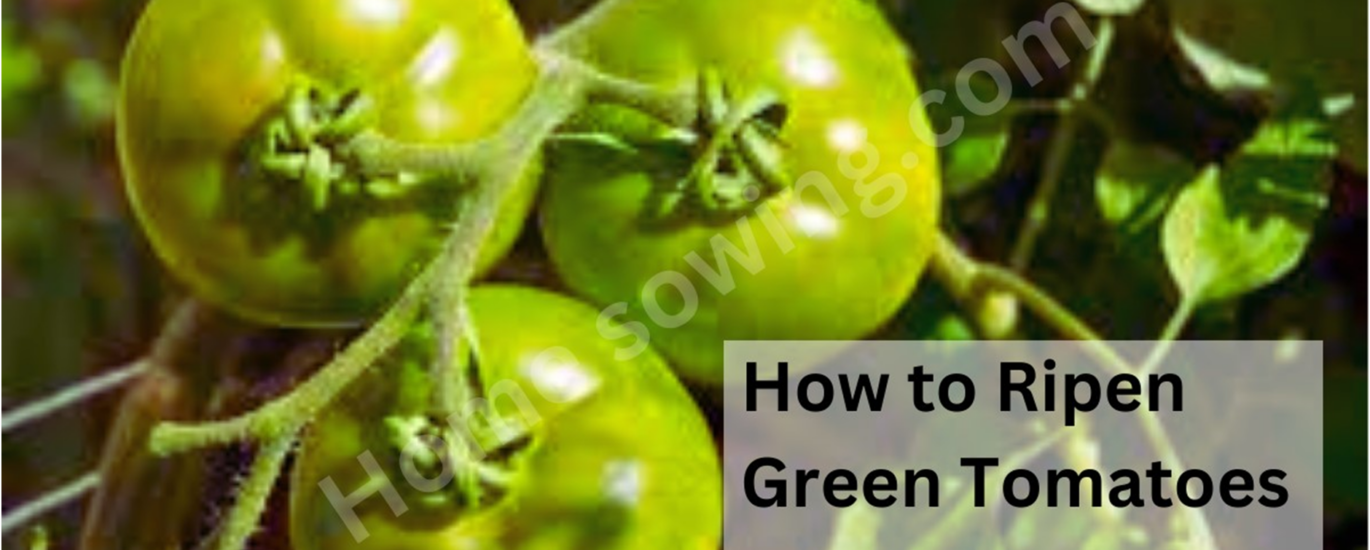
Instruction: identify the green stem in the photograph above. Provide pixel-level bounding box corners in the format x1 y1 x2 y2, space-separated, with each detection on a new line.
342 52 694 179
149 268 427 453
973 264 1133 377
928 234 1020 339
214 433 296 550
906 427 1069 550
575 59 697 127
1008 16 1116 271
826 504 881 550
429 290 473 418
930 233 1131 375
138 43 713 550
148 50 615 454
1004 98 1120 136
422 55 590 418
1139 296 1197 376
934 236 1217 549
536 15 702 124
534 0 619 49
344 52 703 418
1137 409 1219 550
341 133 484 183
1004 98 1071 116
971 262 1103 342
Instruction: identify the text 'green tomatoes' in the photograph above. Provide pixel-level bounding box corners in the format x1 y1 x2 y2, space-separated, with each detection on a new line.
540 0 942 383
290 285 722 550
118 0 537 326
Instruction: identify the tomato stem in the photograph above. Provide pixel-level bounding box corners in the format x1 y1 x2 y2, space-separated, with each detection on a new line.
149 51 602 454
143 44 713 550
906 427 1070 550
929 233 1133 376
1008 16 1117 271
149 271 425 453
1137 295 1197 376
213 433 296 550
932 233 1220 550
248 80 424 214
339 51 699 183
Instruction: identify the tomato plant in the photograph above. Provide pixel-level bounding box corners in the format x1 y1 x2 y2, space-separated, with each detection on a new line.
3 1 1362 550
117 0 539 326
289 285 721 549
539 0 942 383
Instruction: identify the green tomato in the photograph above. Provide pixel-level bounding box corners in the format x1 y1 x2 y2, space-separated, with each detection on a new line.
118 0 538 326
540 0 941 383
290 285 721 549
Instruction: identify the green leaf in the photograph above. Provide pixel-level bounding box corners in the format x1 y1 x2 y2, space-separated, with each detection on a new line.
1170 0 1366 170
1095 143 1197 231
923 85 1018 197
1081 523 1148 550
942 130 1009 197
1172 29 1272 93
827 503 882 550
553 103 693 152
62 58 116 127
0 17 41 130
1242 118 1339 157
1002 504 1095 550
1074 0 1144 16
1161 118 1333 303
929 313 976 340
25 525 48 550
1162 166 1305 302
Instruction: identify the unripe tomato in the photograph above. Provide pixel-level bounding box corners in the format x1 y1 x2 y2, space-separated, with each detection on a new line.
118 0 538 326
540 0 941 382
290 285 722 549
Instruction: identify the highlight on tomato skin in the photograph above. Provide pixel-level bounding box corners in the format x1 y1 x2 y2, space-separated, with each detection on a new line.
539 0 942 385
289 285 722 550
116 0 541 327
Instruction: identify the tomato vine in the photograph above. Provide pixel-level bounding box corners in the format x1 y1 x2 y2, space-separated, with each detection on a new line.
1 0 1351 548
136 30 1167 542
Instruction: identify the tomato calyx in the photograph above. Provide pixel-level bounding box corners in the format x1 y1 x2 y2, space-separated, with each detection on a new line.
380 413 517 513
681 69 791 216
559 67 794 226
249 80 430 212
368 326 533 521
223 80 462 256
